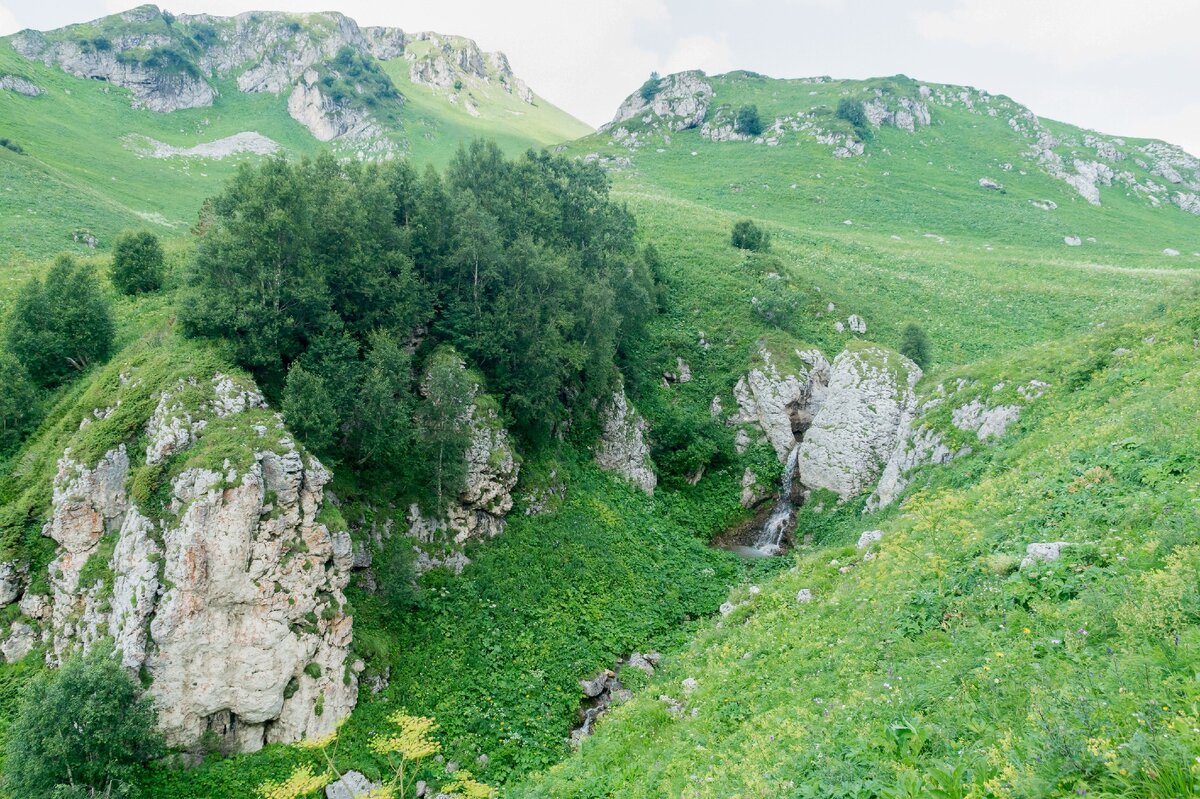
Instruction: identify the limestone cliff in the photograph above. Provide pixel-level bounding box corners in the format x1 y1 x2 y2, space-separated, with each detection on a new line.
0 353 356 754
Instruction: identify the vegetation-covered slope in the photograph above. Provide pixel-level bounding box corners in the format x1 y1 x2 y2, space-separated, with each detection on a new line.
0 5 590 259
515 297 1200 799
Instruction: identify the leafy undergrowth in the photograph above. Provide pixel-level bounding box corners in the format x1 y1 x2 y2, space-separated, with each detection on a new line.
133 460 746 796
511 301 1200 799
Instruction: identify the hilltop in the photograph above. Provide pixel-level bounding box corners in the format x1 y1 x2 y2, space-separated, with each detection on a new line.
0 5 590 259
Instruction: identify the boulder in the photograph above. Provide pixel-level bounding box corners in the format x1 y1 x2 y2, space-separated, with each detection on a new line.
0 622 36 663
326 771 382 799
1020 542 1071 569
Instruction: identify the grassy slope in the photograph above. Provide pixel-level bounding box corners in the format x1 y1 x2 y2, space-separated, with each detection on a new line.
514 299 1200 799
0 38 590 261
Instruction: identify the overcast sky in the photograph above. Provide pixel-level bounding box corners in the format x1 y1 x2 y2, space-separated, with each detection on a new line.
2 0 1198 155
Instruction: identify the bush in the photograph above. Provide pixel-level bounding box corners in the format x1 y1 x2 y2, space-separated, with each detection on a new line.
5 255 114 387
110 230 164 295
899 322 931 368
836 98 870 138
0 138 22 154
731 219 770 252
638 72 661 103
735 104 763 137
752 275 804 329
4 648 163 798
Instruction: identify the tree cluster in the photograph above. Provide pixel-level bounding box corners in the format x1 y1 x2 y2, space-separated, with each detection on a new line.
180 143 659 496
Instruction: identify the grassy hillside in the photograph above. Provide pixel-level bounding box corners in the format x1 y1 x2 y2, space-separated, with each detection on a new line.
0 10 589 261
512 296 1200 798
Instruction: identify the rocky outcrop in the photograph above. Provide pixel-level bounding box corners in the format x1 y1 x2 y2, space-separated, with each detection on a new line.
25 370 356 753
866 378 1049 510
606 70 713 132
0 75 43 97
287 69 380 143
10 7 544 156
11 15 216 113
595 389 657 495
795 347 921 500
730 347 831 461
407 364 520 560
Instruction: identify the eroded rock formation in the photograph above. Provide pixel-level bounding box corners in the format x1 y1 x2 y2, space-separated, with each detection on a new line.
6 370 356 753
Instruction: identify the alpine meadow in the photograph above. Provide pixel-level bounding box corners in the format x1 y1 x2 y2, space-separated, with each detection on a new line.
0 3 1198 799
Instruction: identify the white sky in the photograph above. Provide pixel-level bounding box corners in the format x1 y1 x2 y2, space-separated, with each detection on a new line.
2 0 1198 155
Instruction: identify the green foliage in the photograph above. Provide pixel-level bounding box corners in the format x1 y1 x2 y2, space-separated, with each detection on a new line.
899 322 932 369
110 230 165 295
320 47 400 112
836 97 870 138
183 144 656 448
0 138 21 155
638 72 661 103
281 364 338 452
752 274 804 329
5 255 114 387
4 648 163 799
0 351 37 453
413 348 473 515
734 104 763 137
730 219 770 252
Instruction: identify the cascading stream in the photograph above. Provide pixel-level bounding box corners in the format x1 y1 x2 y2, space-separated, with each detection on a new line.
750 444 801 555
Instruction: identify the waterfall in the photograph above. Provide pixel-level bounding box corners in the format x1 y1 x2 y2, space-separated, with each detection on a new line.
751 444 801 555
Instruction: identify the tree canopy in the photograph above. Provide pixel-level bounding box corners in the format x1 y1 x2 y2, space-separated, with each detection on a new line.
181 144 659 485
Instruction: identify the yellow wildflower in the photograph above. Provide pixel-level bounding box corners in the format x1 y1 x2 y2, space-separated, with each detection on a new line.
369 711 442 760
257 764 330 799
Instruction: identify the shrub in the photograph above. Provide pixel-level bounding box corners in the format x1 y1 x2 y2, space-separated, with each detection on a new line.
899 322 931 369
5 255 115 387
735 104 763 137
638 72 661 103
731 219 770 252
3 648 163 799
111 230 165 295
752 275 804 329
0 138 22 154
836 98 870 138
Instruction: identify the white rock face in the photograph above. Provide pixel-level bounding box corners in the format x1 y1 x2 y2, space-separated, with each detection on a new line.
0 75 43 96
0 562 24 606
952 400 1021 440
607 70 713 132
0 623 36 662
867 422 956 511
288 69 380 144
730 347 831 461
867 379 1048 510
37 375 355 753
595 389 657 495
796 347 921 500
